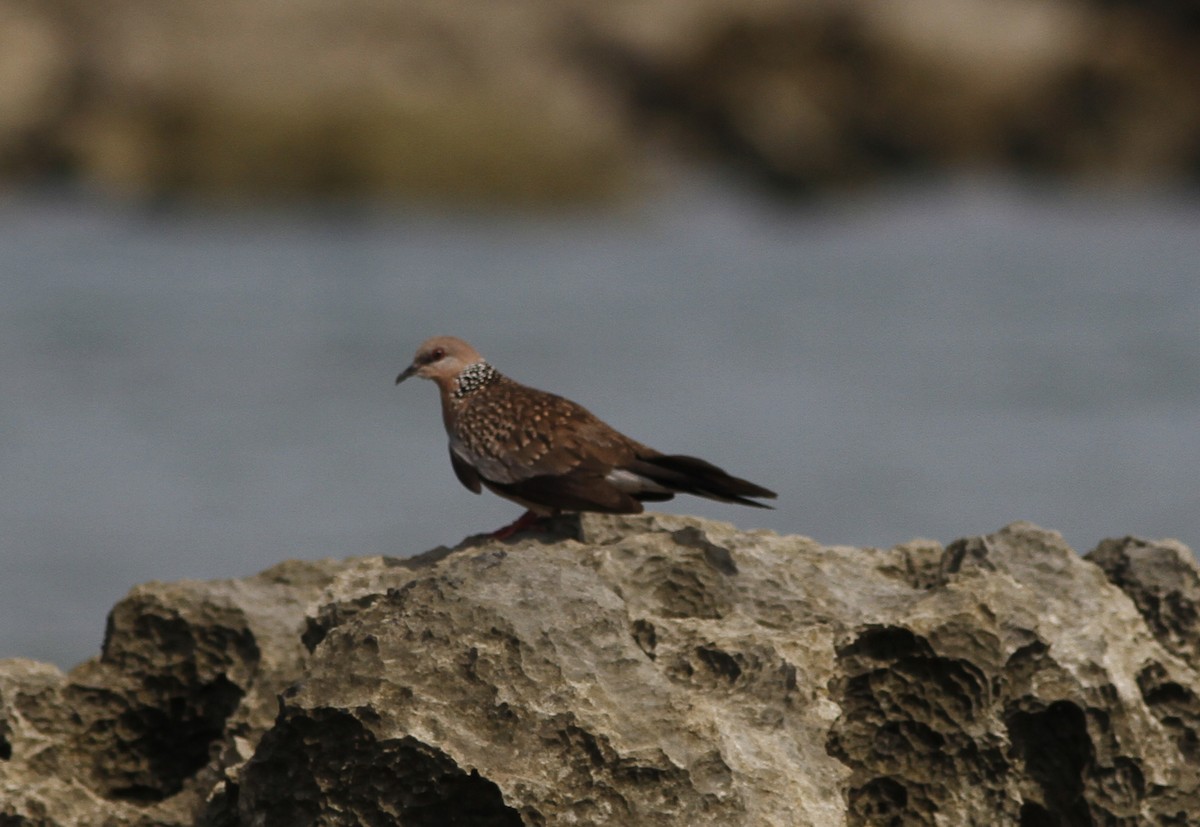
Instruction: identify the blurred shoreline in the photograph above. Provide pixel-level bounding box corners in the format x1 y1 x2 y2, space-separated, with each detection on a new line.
2 0 1199 205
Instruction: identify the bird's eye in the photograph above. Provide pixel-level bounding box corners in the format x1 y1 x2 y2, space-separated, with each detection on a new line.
431 347 446 361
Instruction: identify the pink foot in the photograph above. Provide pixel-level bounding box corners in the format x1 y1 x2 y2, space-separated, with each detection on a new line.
490 510 546 540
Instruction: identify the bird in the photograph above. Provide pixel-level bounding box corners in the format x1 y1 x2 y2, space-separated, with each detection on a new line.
396 336 777 538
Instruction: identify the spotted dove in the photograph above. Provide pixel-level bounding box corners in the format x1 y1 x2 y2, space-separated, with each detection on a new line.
396 336 776 536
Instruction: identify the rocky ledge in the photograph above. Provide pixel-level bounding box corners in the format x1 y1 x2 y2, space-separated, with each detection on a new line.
2 514 1198 825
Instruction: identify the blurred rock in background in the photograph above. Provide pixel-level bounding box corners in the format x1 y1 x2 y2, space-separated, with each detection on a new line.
1 0 1198 203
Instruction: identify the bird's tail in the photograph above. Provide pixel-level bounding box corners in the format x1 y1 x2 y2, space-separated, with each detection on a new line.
626 454 777 509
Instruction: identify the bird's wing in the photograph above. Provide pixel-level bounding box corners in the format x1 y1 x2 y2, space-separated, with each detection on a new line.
449 445 482 494
454 385 642 485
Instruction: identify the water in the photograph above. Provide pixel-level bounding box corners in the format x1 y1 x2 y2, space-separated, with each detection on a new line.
2 177 1198 668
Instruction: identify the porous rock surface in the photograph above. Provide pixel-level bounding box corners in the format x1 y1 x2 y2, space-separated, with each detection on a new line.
2 514 1198 825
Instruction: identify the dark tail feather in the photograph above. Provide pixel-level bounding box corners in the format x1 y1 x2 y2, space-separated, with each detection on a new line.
627 454 777 509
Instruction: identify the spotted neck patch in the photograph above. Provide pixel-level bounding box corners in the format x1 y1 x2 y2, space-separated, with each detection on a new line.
453 361 500 400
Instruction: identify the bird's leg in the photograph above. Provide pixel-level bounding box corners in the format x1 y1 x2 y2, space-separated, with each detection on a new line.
490 509 546 540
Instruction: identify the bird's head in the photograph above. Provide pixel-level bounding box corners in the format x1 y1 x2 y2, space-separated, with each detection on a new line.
396 336 485 391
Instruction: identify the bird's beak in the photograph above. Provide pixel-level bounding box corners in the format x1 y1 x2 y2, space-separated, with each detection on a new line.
395 364 417 385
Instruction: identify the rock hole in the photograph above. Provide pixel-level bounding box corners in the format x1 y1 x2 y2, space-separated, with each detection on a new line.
239 710 523 826
631 619 657 660
841 625 927 662
1142 680 1193 707
696 646 742 683
109 673 246 801
849 775 908 822
1019 801 1057 827
1006 700 1093 826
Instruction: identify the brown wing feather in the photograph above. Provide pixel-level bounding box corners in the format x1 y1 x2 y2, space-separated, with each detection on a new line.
453 380 643 483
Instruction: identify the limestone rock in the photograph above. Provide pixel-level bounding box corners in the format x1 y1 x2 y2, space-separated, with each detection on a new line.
1 559 343 826
2 515 1198 825
1088 535 1200 666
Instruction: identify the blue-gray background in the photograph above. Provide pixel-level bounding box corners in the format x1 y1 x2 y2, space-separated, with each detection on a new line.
3 176 1198 668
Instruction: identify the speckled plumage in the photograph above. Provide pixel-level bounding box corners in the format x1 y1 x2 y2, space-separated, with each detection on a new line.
451 361 501 400
396 336 777 527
